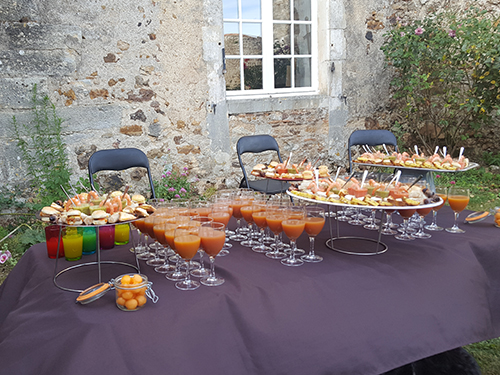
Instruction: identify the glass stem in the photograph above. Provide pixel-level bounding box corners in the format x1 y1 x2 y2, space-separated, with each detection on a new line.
309 236 315 256
453 211 460 228
209 257 216 278
184 260 191 284
274 234 280 253
290 240 297 261
199 251 205 271
432 210 438 226
371 209 376 223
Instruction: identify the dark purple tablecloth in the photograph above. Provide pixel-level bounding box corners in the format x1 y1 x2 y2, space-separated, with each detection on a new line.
1 207 499 375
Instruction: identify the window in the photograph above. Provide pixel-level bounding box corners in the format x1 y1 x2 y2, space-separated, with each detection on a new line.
223 0 317 96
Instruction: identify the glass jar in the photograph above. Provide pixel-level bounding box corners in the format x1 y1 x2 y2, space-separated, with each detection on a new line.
113 274 149 312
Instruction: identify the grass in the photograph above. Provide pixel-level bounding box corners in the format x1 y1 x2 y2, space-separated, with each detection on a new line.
1 168 500 373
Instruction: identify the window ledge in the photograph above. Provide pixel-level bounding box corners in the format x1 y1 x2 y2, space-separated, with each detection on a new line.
227 94 329 114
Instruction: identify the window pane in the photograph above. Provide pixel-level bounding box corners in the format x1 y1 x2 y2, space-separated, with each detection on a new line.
226 59 241 90
273 24 291 56
223 0 238 19
294 0 311 20
295 57 311 87
241 0 261 20
294 24 311 55
224 23 240 55
243 59 263 90
273 0 290 20
274 58 291 88
242 23 262 55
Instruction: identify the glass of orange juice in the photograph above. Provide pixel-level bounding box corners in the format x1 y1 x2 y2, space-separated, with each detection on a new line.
173 225 201 290
424 186 448 231
301 206 325 263
281 207 306 267
446 187 470 234
199 222 226 286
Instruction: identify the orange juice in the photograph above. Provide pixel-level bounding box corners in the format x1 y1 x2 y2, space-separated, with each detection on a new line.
304 217 325 236
398 209 416 218
434 194 447 211
208 211 231 226
282 220 305 240
230 199 249 219
164 223 178 249
144 216 156 238
133 218 146 233
448 195 469 212
267 215 285 234
240 205 254 223
252 211 267 229
174 234 200 260
200 228 226 256
416 207 433 217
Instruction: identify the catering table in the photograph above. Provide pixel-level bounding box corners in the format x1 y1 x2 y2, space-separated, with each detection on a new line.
0 206 499 375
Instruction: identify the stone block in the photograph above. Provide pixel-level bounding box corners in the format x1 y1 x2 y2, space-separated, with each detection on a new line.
58 105 124 133
0 49 77 77
0 77 48 109
330 30 346 60
1 23 81 50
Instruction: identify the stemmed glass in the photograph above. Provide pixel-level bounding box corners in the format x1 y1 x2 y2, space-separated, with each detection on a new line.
446 187 470 233
190 216 213 278
412 205 433 239
281 207 306 266
165 217 189 282
251 202 271 253
424 186 447 231
143 215 157 258
154 220 177 274
240 203 261 248
301 206 325 263
200 222 226 286
147 215 170 267
229 193 249 241
208 203 232 256
265 207 288 260
132 218 152 260
395 208 416 241
173 225 201 290
380 209 398 236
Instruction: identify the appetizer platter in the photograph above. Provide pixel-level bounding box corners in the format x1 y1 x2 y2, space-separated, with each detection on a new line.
251 156 330 181
353 146 478 172
288 171 443 209
39 190 155 226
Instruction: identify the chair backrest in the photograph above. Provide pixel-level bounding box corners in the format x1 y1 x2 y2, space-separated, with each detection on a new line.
348 130 398 173
236 135 283 189
88 148 156 198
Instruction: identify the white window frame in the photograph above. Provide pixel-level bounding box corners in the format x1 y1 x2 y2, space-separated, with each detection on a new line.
224 0 318 98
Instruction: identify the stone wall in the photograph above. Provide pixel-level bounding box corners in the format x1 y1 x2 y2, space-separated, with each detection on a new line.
0 0 498 200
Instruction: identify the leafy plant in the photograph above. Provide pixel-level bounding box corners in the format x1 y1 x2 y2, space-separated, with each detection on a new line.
154 166 199 201
483 151 500 166
381 7 500 156
12 85 71 209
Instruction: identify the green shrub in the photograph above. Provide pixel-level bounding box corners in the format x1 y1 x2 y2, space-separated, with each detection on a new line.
382 7 500 157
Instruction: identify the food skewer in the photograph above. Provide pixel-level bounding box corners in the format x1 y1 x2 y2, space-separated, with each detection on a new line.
121 185 130 200
386 170 402 189
78 181 89 193
459 147 464 160
333 166 341 182
69 184 82 204
360 170 368 188
414 145 419 156
340 172 356 189
312 156 321 168
408 175 424 189
383 144 389 155
60 185 78 207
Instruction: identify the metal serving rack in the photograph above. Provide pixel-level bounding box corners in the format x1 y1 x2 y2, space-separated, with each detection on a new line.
51 221 140 293
287 191 443 256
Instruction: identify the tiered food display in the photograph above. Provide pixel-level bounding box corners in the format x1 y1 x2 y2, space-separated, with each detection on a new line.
252 158 330 180
289 177 441 208
353 150 470 170
39 191 155 225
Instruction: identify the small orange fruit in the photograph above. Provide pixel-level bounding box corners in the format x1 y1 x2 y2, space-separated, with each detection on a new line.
132 274 143 284
116 297 126 306
125 298 138 310
121 275 132 285
122 291 134 300
136 295 147 306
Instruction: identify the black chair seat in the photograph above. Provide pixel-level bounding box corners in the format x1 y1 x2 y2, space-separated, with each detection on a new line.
88 148 156 198
239 178 291 195
236 135 289 195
